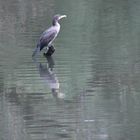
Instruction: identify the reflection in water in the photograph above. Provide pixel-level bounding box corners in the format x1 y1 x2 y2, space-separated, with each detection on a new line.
34 56 65 99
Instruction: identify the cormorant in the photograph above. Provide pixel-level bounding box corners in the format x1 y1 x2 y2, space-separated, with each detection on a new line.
32 14 67 57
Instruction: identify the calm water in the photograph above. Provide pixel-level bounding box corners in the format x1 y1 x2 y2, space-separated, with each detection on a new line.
0 0 140 140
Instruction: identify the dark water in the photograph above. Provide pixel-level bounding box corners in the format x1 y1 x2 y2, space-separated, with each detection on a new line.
1 0 140 140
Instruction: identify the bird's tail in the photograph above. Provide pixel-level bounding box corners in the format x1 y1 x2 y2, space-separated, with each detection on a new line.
32 45 40 57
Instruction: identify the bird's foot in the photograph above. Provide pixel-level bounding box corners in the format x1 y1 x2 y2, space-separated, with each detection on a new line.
44 46 55 56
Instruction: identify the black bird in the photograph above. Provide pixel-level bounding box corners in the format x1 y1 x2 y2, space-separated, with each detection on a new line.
32 14 67 57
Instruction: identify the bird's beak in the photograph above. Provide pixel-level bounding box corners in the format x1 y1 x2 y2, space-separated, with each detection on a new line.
59 15 67 20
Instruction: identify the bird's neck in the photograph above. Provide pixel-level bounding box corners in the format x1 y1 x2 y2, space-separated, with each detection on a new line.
52 20 60 26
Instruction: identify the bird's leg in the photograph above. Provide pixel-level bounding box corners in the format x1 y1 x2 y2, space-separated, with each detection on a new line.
44 45 55 56
49 45 55 53
44 47 49 54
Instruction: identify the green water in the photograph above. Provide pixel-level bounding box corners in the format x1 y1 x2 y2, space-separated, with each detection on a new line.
0 0 140 140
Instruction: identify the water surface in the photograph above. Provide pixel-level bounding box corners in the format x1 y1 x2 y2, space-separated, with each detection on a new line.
0 0 140 140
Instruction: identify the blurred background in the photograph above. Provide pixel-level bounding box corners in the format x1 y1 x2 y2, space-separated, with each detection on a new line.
0 0 140 140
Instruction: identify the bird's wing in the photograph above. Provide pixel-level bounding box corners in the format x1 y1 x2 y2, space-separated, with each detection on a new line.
39 29 57 51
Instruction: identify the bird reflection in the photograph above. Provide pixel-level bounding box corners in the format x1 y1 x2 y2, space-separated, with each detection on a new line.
34 55 64 98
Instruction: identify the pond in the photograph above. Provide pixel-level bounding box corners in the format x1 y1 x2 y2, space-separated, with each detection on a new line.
0 0 140 140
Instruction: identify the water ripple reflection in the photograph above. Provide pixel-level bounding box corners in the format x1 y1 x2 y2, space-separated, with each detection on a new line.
33 55 65 99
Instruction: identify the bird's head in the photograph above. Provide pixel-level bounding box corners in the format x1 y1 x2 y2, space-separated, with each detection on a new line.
52 14 67 25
